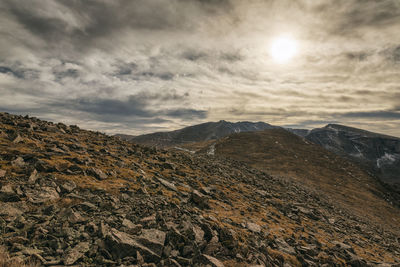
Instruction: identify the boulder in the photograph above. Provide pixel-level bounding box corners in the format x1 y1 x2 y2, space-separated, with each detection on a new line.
67 210 86 223
0 169 6 178
161 162 175 170
63 242 90 265
275 238 296 255
12 134 24 144
0 203 24 220
122 219 143 235
137 229 166 257
246 222 261 233
67 164 83 174
60 180 76 193
21 248 44 255
106 228 160 262
0 184 20 202
12 157 26 168
76 202 97 212
191 190 209 208
35 160 56 172
156 177 178 192
25 187 60 204
219 227 237 249
192 225 205 244
89 168 108 180
28 169 39 183
332 241 354 252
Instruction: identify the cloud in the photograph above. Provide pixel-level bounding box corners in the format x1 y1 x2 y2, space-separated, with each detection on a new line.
49 91 207 121
0 0 400 136
311 0 400 36
341 110 400 120
0 66 24 78
390 45 400 63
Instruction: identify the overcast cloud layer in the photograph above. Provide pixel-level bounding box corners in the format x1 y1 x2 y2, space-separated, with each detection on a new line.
1 0 400 136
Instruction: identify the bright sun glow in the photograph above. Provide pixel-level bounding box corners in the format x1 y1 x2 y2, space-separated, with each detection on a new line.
269 35 298 64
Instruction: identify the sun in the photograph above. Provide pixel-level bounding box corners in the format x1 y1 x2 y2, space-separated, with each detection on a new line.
269 35 298 64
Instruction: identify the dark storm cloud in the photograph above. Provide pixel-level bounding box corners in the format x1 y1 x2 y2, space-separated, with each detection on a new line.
70 97 150 117
287 119 340 128
115 62 138 76
49 91 206 121
181 49 243 63
139 72 175 81
182 50 208 61
7 6 71 42
2 0 235 52
345 52 369 61
220 51 243 62
165 109 207 120
0 65 40 80
0 66 24 78
341 110 400 119
53 69 80 81
390 45 400 63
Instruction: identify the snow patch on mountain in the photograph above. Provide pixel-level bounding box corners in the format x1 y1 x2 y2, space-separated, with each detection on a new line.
376 153 399 168
350 145 364 158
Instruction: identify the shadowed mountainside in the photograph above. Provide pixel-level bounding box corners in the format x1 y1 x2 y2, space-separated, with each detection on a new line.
305 124 400 184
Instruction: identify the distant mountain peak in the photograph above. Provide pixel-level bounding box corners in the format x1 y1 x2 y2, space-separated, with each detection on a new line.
126 120 278 147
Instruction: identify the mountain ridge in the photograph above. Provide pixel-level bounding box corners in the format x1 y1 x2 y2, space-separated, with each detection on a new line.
117 120 279 147
119 120 400 184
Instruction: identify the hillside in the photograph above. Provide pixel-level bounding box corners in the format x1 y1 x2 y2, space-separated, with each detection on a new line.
201 129 400 219
306 124 400 184
121 120 277 147
0 113 400 266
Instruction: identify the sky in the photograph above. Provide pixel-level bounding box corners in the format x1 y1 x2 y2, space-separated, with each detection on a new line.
0 0 400 136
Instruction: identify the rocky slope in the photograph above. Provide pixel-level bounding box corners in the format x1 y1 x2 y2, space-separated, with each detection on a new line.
0 113 400 266
118 121 277 148
199 129 400 214
305 124 400 184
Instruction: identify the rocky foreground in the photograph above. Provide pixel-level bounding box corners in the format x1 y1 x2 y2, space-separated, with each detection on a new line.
0 112 399 266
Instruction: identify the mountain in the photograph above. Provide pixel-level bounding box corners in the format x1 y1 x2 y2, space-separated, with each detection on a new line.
199 128 400 214
121 120 278 147
1 112 400 266
305 124 400 184
120 121 400 184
